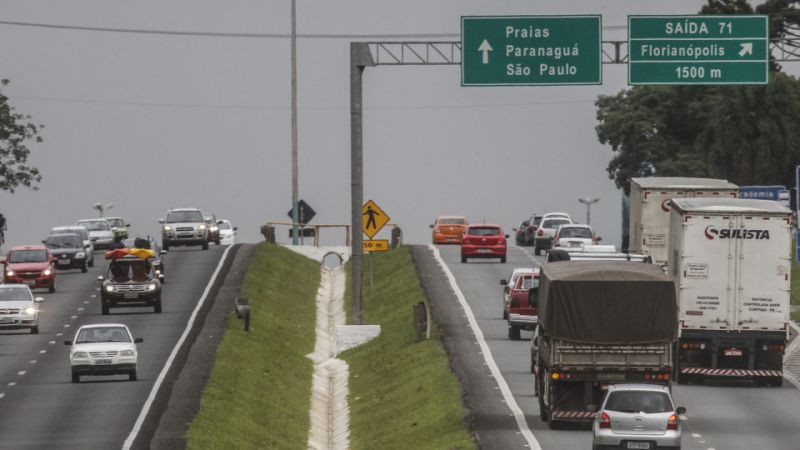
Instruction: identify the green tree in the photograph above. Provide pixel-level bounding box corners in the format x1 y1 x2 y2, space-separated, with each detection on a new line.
0 79 43 193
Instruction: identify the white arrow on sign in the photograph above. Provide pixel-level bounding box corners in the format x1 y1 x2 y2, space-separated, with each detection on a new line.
739 42 753 57
478 39 493 64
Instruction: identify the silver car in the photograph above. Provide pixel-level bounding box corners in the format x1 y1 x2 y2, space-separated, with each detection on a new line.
592 384 685 450
76 219 115 249
0 284 44 334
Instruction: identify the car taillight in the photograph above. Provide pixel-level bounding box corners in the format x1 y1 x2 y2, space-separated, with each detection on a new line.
537 228 544 236
667 413 679 430
527 225 535 232
599 412 611 429
763 344 785 352
680 342 706 350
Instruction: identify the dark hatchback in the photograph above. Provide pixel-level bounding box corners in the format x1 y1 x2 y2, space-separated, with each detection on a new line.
44 234 88 273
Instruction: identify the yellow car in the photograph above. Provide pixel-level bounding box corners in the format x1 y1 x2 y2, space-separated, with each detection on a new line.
430 216 468 244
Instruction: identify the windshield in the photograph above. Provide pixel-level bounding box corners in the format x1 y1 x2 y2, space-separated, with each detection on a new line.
532 216 543 227
468 227 501 236
108 260 152 282
79 221 110 231
75 326 131 344
0 286 32 302
560 228 593 239
45 235 82 249
107 218 125 228
219 222 232 230
605 391 673 414
51 227 88 240
439 218 466 225
166 211 203 223
542 219 571 229
516 276 539 290
8 250 48 263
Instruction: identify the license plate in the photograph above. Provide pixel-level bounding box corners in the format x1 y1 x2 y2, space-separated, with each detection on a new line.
123 293 138 299
58 259 70 264
477 248 491 253
95 359 112 365
724 348 743 356
569 242 581 247
23 280 35 286
626 442 651 450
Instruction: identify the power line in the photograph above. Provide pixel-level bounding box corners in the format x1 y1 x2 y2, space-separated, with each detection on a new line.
0 19 630 39
9 94 594 111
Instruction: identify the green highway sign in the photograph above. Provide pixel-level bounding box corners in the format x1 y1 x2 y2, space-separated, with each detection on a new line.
628 15 769 85
461 15 602 86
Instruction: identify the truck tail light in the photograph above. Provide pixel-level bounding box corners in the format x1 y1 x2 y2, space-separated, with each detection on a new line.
537 229 544 236
763 344 785 352
599 412 611 429
667 413 679 430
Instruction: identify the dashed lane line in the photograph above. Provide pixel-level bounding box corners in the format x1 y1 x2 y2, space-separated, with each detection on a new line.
429 244 542 450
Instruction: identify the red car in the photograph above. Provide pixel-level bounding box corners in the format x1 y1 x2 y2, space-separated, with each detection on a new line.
2 245 56 293
505 269 539 340
460 224 508 263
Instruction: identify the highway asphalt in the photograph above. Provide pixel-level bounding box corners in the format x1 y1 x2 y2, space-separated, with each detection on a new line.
432 243 800 450
0 245 226 450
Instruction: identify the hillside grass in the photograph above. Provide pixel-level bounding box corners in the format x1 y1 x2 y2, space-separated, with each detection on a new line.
186 244 320 449
342 248 475 450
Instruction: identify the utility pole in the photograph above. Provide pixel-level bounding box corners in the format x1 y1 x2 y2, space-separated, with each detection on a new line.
578 197 599 225
290 0 300 244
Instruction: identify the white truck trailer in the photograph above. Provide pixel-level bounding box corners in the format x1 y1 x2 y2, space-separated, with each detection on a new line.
668 198 792 386
629 177 738 266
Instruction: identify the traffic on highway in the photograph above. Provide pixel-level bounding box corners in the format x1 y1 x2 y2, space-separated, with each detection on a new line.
0 209 236 448
428 177 800 449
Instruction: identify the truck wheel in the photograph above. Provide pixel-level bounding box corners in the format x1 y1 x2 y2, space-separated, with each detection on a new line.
81 263 88 273
163 242 170 251
49 282 55 294
129 370 137 381
88 257 94 268
500 256 506 264
769 376 783 387
461 256 467 263
30 326 38 335
508 326 521 340
101 303 110 315
215 239 221 245
71 372 80 383
202 242 209 250
154 297 162 314
503 309 508 320
534 243 541 256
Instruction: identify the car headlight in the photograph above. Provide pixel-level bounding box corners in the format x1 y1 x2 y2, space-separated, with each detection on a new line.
24 307 36 315
198 224 207 230
210 226 219 231
5 270 13 277
105 285 115 292
119 350 135 357
146 283 157 292
76 252 85 259
73 352 88 359
155 269 161 275
163 226 172 231
43 269 52 276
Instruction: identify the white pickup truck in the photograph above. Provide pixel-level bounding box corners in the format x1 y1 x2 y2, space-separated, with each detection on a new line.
668 198 791 386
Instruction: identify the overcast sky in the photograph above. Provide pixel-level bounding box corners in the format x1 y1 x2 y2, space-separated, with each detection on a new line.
0 0 790 249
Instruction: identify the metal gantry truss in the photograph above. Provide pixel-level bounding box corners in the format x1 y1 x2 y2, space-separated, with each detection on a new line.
363 39 800 66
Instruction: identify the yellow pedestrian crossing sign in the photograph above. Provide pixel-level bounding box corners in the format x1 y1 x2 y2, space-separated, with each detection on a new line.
362 199 390 239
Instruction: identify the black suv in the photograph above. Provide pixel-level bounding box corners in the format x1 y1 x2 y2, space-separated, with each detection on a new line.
98 255 164 314
43 233 89 273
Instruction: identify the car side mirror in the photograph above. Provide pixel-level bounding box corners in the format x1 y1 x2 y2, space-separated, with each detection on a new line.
596 236 602 242
64 340 73 346
587 404 597 413
512 228 518 232
41 240 46 244
233 227 238 231
504 234 510 239
676 406 686 415
158 218 164 224
97 275 105 281
126 224 131 227
34 297 44 303
429 224 434 229
134 337 144 343
500 279 508 286
217 220 224 225
90 237 98 242
85 244 92 249
50 256 58 263
0 258 5 264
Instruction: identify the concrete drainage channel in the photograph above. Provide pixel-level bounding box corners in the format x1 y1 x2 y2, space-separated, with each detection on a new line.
284 245 380 450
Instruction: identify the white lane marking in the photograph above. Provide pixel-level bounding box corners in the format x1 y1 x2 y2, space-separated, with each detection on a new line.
513 244 540 265
90 295 96 298
70 315 77 320
77 307 84 311
56 333 63 337
39 350 46 354
17 371 25 376
122 245 233 450
84 300 90 304
48 341 55 345
8 382 15 387
29 360 36 364
0 393 5 399
63 324 70 328
692 433 702 438
429 244 541 450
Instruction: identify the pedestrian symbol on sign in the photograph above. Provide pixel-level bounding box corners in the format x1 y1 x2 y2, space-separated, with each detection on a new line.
361 200 390 239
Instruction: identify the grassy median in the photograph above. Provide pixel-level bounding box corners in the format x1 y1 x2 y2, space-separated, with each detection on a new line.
342 248 475 450
186 244 320 449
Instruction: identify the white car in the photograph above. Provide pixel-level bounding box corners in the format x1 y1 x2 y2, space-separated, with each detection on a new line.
218 219 238 245
76 219 115 249
541 212 572 222
0 285 43 334
533 215 573 255
64 323 142 383
50 225 95 267
500 267 534 319
552 224 596 249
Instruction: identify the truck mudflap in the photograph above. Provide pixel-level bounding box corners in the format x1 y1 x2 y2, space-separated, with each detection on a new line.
681 368 782 377
551 410 595 420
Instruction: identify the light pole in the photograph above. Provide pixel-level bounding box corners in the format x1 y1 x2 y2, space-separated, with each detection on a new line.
290 0 300 244
93 202 114 218
578 197 599 225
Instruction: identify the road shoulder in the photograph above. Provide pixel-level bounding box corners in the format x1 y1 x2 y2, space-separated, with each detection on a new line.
410 245 530 449
149 244 254 450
